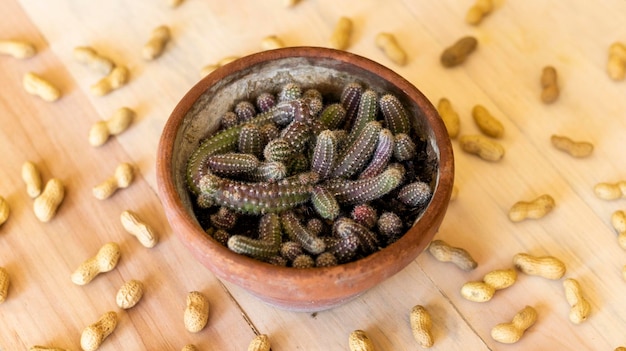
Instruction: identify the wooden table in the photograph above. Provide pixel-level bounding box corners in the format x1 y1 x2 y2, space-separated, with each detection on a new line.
2 0 626 349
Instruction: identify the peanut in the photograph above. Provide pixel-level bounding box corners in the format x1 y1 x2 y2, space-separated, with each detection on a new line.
410 305 434 348
33 178 65 222
181 345 198 351
490 305 537 344
168 0 184 7
436 98 460 139
261 35 285 50
461 268 517 302
283 0 301 7
116 279 144 309
80 311 117 351
92 162 134 200
329 17 353 50
0 267 10 303
29 347 69 351
0 39 36 58
465 0 494 25
88 107 135 147
458 134 505 161
427 239 477 271
375 32 407 66
440 36 478 68
610 210 626 250
607 42 626 81
550 135 593 158
120 210 158 248
0 196 9 226
508 194 555 222
90 65 129 96
348 330 375 351
71 242 121 285
540 66 559 103
23 72 61 102
143 25 171 60
22 161 43 198
472 104 503 138
616 347 626 351
248 334 271 351
450 185 459 201
563 278 591 324
594 181 626 200
184 291 210 333
73 46 114 75
513 252 566 280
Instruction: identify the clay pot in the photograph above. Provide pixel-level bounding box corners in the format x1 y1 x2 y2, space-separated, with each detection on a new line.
156 47 454 311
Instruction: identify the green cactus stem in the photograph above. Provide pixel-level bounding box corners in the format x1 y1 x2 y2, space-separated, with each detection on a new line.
350 203 378 229
206 152 260 177
259 122 280 141
315 252 338 267
220 111 239 129
325 163 405 204
331 120 382 178
234 100 256 122
324 232 359 263
211 228 230 246
359 128 394 179
244 161 287 182
303 88 323 116
280 120 311 150
198 172 314 215
346 89 378 145
334 217 379 254
286 153 310 175
292 254 315 268
226 213 282 260
280 241 304 261
340 82 363 130
238 123 264 157
263 138 293 163
393 133 417 161
311 130 338 180
210 206 238 230
379 94 411 135
278 82 302 102
377 211 404 239
311 186 340 220
256 92 276 112
281 211 326 254
306 218 324 237
318 103 346 130
267 255 288 266
398 181 432 207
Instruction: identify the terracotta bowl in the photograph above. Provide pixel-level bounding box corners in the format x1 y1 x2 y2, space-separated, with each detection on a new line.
156 46 454 312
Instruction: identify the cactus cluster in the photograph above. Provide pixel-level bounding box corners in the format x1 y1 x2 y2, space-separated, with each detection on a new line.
187 81 436 268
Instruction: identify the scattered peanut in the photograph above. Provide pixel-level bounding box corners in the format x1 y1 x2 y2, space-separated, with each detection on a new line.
348 330 375 351
29 346 69 351
594 181 626 200
610 210 626 250
513 252 566 280
490 305 537 344
200 56 240 76
22 161 43 198
248 334 271 351
120 210 158 248
80 311 118 351
0 196 9 226
184 291 210 333
168 0 184 7
465 0 494 26
92 162 134 200
540 66 559 103
375 32 407 66
116 279 144 309
90 65 129 96
550 135 593 158
89 107 135 147
607 42 626 81
181 345 198 351
508 194 555 222
143 25 171 60
33 178 65 222
23 72 61 102
450 185 459 201
427 239 477 271
0 267 10 303
472 104 503 138
73 46 114 75
261 35 285 50
71 242 121 285
283 0 301 7
440 36 478 68
410 305 434 348
0 39 36 58
461 268 517 302
616 347 626 351
458 134 505 161
436 98 460 139
329 16 353 50
562 278 591 324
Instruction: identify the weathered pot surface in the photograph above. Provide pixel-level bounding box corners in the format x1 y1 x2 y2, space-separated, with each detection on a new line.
156 46 454 311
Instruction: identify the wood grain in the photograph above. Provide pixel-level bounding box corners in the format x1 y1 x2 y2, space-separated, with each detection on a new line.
2 0 626 349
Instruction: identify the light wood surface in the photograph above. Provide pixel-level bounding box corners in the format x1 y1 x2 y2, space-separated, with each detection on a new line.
2 0 626 350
